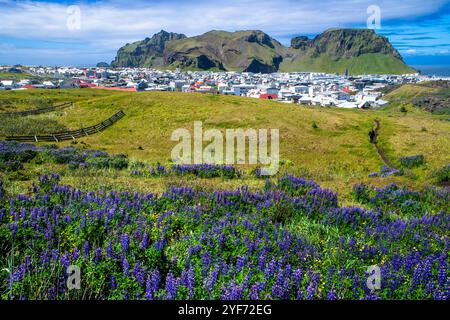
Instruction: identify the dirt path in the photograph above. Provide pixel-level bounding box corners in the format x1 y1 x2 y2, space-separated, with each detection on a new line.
369 119 397 169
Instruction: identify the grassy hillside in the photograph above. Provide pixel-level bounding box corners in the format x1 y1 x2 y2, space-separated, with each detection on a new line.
385 83 450 114
280 53 416 75
0 89 448 203
0 71 33 81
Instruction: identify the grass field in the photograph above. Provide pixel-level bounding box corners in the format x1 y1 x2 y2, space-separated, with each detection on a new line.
0 87 449 202
0 86 449 300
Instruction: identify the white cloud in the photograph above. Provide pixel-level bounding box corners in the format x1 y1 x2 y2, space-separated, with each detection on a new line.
0 0 447 48
0 0 448 64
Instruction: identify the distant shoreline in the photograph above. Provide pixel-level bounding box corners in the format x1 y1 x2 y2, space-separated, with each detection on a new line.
412 65 450 77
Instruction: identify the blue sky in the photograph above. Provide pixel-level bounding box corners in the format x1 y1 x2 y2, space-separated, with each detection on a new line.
0 0 449 67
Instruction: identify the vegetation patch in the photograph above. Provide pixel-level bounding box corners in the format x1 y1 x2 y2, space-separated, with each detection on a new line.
399 154 425 168
0 173 447 299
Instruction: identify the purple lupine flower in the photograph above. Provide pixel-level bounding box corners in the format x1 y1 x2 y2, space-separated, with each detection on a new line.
438 259 447 287
265 259 277 278
145 269 160 300
221 281 244 300
326 288 337 300
61 252 71 268
249 282 266 300
206 267 219 293
306 284 316 300
93 248 102 264
133 261 145 286
106 242 114 258
73 247 79 261
236 256 246 272
120 233 129 254
10 222 18 238
122 257 129 277
293 268 303 287
181 267 195 299
164 272 178 300
83 241 90 260
110 275 117 290
140 232 149 250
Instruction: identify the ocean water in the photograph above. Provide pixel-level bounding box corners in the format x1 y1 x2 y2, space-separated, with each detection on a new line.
412 65 450 77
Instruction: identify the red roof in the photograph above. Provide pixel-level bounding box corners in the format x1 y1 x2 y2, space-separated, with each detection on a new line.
95 86 137 92
260 94 278 100
80 83 97 88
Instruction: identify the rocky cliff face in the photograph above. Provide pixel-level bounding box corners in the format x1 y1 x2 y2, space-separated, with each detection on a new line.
111 30 186 68
307 28 403 60
161 30 285 72
111 28 414 74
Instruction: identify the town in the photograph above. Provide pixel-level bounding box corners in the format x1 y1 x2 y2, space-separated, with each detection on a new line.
1 65 448 108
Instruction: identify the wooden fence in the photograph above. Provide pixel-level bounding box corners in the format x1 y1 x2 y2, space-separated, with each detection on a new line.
0 102 74 117
6 110 125 142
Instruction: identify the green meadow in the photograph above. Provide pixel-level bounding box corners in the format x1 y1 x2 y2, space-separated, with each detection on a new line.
0 86 449 204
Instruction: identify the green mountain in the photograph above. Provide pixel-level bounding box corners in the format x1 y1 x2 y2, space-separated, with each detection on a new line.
111 28 415 74
111 30 187 68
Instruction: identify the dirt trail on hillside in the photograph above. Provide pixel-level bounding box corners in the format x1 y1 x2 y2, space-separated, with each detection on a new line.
369 119 397 169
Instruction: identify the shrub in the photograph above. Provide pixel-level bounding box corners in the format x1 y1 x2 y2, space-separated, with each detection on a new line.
109 154 128 170
0 160 24 172
0 141 38 163
277 174 319 196
432 164 450 184
399 154 425 168
171 164 240 179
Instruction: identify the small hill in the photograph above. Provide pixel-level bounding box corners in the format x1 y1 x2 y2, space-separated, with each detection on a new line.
111 28 415 74
385 84 450 114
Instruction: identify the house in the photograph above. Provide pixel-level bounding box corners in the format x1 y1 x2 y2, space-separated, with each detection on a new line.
181 84 191 92
337 101 359 109
43 81 56 89
169 80 187 90
298 96 313 105
358 101 372 109
193 85 211 93
0 80 14 90
265 87 279 95
60 79 80 89
291 85 309 94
